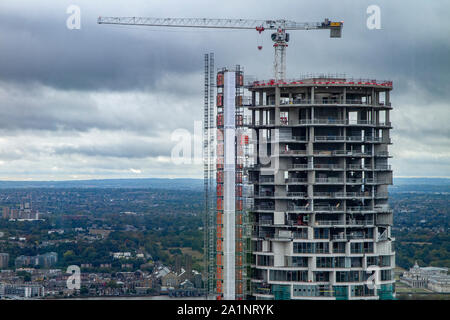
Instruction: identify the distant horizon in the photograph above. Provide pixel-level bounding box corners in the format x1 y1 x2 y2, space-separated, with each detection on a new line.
0 176 449 182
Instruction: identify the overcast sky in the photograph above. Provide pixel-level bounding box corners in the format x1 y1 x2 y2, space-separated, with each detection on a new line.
0 0 449 180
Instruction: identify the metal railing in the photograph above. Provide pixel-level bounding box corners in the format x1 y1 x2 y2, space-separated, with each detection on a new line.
252 205 275 211
288 164 312 170
258 219 273 226
315 136 345 141
346 178 363 184
287 204 311 211
314 164 344 170
314 205 344 212
316 177 344 183
347 206 373 212
286 192 307 198
287 178 308 183
259 177 274 183
315 220 344 226
346 220 375 226
280 149 308 155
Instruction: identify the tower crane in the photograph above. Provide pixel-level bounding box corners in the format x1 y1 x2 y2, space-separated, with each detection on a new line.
98 17 343 81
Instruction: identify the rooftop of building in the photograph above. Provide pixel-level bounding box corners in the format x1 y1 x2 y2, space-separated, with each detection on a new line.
246 73 393 89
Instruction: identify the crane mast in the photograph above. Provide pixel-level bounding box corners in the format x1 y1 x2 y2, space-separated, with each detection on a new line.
98 17 343 81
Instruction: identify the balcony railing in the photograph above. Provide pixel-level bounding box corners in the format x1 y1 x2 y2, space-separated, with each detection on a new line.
316 177 344 183
346 220 375 226
259 177 274 183
346 178 363 184
374 206 393 213
278 136 307 142
347 206 373 212
288 164 311 170
314 150 372 157
287 204 311 212
258 219 274 226
365 178 391 184
314 205 344 212
314 164 344 170
256 191 274 197
286 192 307 198
346 232 373 239
315 136 345 142
280 149 308 156
287 178 308 183
374 165 392 170
252 205 275 211
315 220 344 226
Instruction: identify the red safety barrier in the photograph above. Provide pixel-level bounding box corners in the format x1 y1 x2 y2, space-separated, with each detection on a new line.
217 94 223 107
217 73 224 86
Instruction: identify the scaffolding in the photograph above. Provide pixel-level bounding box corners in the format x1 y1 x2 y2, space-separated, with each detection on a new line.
203 53 216 297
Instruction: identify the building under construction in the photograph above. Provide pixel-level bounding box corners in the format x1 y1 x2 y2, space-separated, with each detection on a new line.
245 76 395 300
97 14 395 300
205 70 396 300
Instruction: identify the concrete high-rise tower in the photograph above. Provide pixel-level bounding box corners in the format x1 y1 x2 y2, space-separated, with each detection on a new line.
245 75 395 300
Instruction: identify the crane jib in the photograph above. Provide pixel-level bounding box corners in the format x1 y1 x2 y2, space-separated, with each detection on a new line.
97 16 343 81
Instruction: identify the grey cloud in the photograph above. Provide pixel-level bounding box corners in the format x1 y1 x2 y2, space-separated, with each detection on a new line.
0 0 449 179
53 140 173 159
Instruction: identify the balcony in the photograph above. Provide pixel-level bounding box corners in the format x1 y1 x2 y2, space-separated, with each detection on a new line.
280 149 308 156
347 206 374 213
338 192 372 198
315 220 345 226
346 178 363 184
288 164 312 170
259 177 275 184
374 165 392 171
346 234 373 241
346 219 375 227
313 192 335 198
286 178 308 184
278 136 307 142
315 136 345 142
286 192 308 198
314 150 372 157
314 205 344 212
255 191 275 198
374 206 393 214
375 151 390 157
315 177 344 184
252 205 275 211
287 204 311 212
314 164 344 170
375 192 389 198
258 219 274 226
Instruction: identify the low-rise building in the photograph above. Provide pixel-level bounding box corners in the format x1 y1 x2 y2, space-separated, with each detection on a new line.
0 283 45 298
401 262 450 293
0 253 9 269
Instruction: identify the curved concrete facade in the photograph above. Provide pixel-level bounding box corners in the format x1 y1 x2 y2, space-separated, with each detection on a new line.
246 77 395 300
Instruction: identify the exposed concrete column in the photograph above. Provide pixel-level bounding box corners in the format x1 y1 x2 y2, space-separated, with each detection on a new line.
311 86 315 104
343 87 347 104
275 86 280 125
386 90 390 105
252 91 256 106
371 88 375 106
